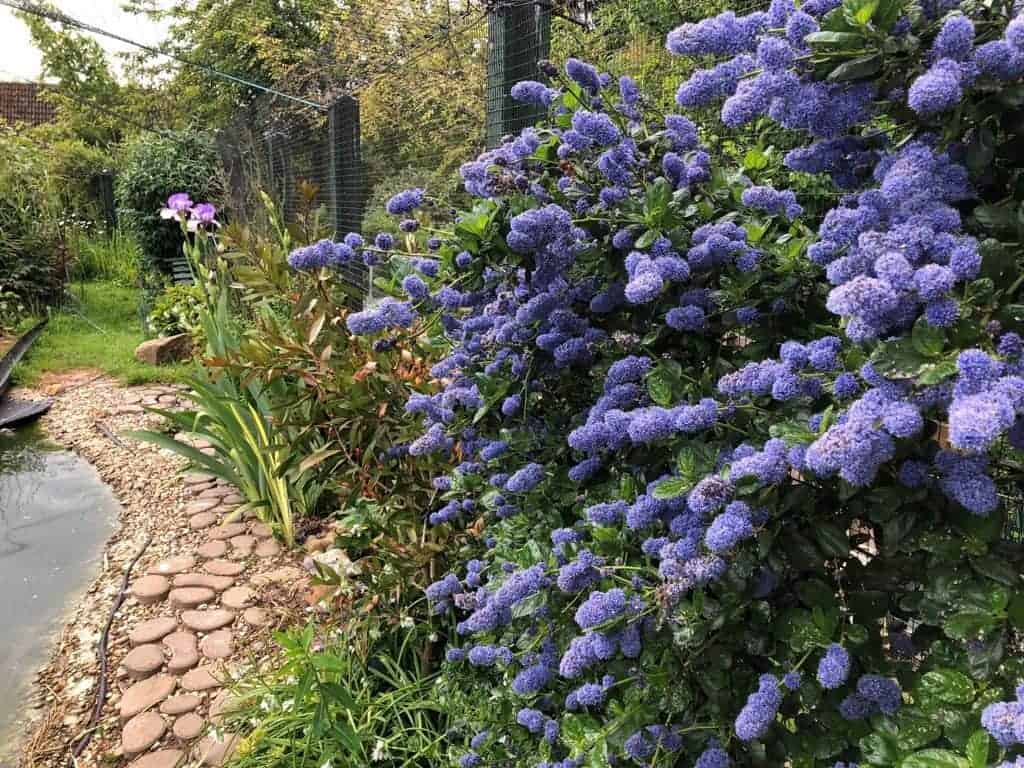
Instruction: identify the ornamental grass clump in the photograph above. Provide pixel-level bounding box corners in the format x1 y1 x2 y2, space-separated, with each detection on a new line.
287 0 1024 764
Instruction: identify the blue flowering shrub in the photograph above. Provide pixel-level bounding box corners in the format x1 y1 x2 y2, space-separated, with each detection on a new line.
284 1 1024 764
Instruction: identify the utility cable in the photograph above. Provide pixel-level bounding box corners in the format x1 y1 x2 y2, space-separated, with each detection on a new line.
1 0 327 111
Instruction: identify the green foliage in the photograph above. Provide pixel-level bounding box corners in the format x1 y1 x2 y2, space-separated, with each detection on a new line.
114 130 223 277
222 623 448 767
70 227 141 286
12 281 187 386
147 283 204 341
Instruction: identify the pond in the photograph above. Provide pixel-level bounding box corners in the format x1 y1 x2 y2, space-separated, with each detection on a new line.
0 425 119 761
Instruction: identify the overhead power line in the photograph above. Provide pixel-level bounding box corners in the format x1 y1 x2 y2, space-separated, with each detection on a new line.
1 0 327 111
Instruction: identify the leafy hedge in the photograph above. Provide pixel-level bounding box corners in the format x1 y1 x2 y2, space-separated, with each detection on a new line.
284 0 1024 766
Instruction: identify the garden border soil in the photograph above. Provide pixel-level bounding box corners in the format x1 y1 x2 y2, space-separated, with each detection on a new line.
10 373 315 768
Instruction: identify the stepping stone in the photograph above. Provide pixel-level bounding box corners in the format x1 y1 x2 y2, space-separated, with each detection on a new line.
183 472 215 486
196 540 228 559
148 555 196 576
122 710 167 754
127 749 185 768
160 694 201 715
181 609 235 632
129 617 178 646
181 666 223 692
243 607 272 627
249 522 272 539
172 712 205 741
222 493 245 505
208 523 247 541
204 559 246 577
208 691 239 725
173 573 233 592
200 629 234 660
120 675 177 721
198 486 230 499
230 534 256 550
251 566 302 587
221 586 255 610
131 575 170 606
189 512 217 530
122 644 164 679
169 587 216 609
197 734 239 766
255 539 281 557
164 631 199 673
186 499 220 515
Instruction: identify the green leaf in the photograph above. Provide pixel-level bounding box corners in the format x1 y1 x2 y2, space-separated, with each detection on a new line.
969 556 1020 587
1007 593 1024 630
827 53 882 81
918 360 958 386
646 367 675 406
901 749 970 768
944 610 995 639
965 730 989 768
917 669 974 705
815 521 850 558
654 476 691 500
870 338 932 380
911 317 945 358
743 147 769 170
634 229 659 250
973 205 1018 237
805 30 865 45
846 0 880 24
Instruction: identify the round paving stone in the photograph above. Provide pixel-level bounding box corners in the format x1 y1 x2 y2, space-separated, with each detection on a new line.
148 555 196 576
120 675 177 721
189 512 217 531
181 666 223 692
197 486 230 500
221 493 245 506
254 539 280 557
160 694 201 715
199 629 234 660
122 644 164 679
207 523 248 541
186 499 220 515
183 472 216 486
129 617 178 646
127 749 185 768
196 540 228 559
197 734 239 767
163 631 199 673
131 575 170 606
242 607 272 627
169 587 216 609
181 609 236 632
249 522 272 539
221 586 255 610
203 559 245 577
229 534 256 550
172 712 205 741
122 710 167 754
173 573 234 592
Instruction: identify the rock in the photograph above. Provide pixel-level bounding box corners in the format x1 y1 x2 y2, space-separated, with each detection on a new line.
160 694 201 715
197 734 240 766
186 499 220 515
304 535 331 554
242 607 272 627
131 575 170 605
173 573 233 592
135 333 192 366
181 666 223 692
203 559 245 577
255 538 281 557
148 554 196 576
196 540 228 559
309 548 353 576
208 691 241 725
163 631 199 673
207 523 248 541
221 586 255 610
172 712 205 740
181 609 236 632
122 644 164 679
120 675 177 721
249 522 272 539
129 617 178 646
199 629 233 660
122 710 167 754
189 512 217 530
198 485 231 499
251 566 303 588
182 472 216 486
169 587 216 609
221 493 245 505
127 749 185 768
229 534 256 550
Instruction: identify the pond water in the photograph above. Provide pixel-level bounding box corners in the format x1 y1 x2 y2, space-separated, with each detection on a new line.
0 425 118 763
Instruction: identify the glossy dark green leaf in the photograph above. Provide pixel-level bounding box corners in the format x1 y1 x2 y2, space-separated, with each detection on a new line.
901 749 970 768
917 669 974 705
911 317 945 358
965 730 990 768
827 53 882 81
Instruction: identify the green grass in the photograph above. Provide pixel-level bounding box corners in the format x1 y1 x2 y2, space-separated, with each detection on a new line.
13 280 190 386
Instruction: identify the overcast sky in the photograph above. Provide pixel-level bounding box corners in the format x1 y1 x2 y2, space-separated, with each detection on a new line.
0 1 169 82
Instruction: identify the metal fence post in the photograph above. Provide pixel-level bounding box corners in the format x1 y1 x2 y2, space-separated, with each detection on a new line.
328 95 368 298
486 0 551 148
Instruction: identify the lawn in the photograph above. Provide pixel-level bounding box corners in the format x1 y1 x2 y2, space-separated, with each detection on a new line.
13 280 190 386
